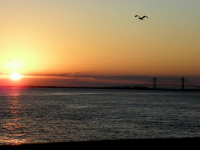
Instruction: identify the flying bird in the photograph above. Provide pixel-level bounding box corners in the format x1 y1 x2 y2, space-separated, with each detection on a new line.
135 15 148 20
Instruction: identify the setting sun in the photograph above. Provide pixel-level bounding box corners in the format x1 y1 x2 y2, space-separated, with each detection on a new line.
10 73 21 80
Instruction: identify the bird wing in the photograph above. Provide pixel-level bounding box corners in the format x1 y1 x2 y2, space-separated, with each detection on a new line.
135 15 138 17
142 16 148 18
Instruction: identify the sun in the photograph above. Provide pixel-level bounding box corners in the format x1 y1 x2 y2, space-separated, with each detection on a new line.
10 73 21 80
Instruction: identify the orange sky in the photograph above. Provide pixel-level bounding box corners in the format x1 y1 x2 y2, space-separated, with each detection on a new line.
0 0 200 86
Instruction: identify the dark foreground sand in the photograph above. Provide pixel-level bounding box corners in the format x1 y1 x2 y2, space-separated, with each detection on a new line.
2 138 200 148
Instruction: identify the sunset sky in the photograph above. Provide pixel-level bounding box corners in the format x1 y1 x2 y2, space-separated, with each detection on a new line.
0 0 200 86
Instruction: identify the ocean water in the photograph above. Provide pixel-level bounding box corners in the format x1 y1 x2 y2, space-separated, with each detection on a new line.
0 87 200 145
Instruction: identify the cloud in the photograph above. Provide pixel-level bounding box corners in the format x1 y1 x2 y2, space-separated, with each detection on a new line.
22 73 196 84
1 72 200 87
22 73 153 85
22 73 82 78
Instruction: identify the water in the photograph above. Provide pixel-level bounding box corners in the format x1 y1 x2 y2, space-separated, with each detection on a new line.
0 87 200 145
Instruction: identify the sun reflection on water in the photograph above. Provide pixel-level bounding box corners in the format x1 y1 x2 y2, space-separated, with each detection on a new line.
0 136 30 146
0 88 31 145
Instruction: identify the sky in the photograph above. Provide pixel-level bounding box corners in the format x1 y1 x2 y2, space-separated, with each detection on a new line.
0 0 200 87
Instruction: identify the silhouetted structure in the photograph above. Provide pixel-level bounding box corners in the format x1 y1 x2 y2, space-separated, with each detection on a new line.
114 77 198 90
182 77 185 90
153 77 156 89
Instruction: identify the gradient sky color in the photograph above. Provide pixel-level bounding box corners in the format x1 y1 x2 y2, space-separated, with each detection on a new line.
0 0 200 86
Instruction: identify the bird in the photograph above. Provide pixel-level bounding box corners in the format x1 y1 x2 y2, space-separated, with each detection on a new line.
135 15 148 20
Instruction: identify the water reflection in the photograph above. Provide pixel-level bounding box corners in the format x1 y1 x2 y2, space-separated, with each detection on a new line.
0 88 30 145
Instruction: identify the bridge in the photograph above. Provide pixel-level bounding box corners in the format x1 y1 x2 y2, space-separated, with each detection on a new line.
113 77 200 90
151 77 200 90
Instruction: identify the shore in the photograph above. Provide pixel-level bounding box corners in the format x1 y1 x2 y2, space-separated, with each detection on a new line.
0 85 200 91
2 138 200 148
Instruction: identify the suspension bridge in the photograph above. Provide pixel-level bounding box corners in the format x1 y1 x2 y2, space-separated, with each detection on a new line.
113 77 200 91
151 77 200 90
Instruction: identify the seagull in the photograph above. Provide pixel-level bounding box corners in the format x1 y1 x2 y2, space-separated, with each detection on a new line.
135 15 148 20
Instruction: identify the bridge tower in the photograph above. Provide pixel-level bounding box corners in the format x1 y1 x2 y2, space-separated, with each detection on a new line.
153 77 156 89
182 77 184 90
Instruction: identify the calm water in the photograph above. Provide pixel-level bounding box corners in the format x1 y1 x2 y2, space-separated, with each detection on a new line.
0 87 200 145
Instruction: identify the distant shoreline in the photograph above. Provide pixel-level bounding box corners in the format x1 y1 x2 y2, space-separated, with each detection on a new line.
0 85 199 91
